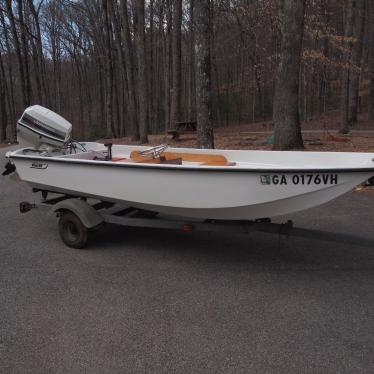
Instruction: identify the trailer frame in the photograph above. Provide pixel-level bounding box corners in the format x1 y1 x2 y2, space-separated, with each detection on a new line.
19 190 374 249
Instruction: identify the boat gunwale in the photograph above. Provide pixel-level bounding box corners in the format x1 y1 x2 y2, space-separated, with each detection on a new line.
9 152 374 173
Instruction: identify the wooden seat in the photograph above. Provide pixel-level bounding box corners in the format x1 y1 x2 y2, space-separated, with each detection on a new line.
130 150 231 166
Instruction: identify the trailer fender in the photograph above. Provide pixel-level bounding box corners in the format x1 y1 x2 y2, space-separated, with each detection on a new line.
51 198 104 229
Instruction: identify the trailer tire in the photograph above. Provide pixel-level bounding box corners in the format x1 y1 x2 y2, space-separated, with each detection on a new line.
59 211 89 249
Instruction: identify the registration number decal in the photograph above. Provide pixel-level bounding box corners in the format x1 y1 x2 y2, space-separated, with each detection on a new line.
30 162 48 170
260 174 338 185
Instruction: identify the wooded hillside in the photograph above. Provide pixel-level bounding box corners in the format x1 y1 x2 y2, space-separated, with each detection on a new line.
0 0 373 149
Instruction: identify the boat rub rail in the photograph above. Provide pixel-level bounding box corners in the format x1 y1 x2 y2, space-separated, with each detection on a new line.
9 153 374 173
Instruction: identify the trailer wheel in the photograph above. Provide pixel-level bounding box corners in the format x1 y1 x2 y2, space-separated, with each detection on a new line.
58 211 88 249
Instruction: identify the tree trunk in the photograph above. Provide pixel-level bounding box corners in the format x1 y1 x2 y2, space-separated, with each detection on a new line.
188 0 196 122
28 0 49 106
148 0 155 133
369 3 374 120
0 10 16 133
155 0 166 132
102 0 115 138
272 0 305 150
0 51 8 142
30 38 43 104
194 0 214 149
5 0 28 108
368 0 374 119
120 0 140 140
170 0 182 130
340 0 355 133
164 0 172 132
134 0 149 143
16 0 32 105
370 74 374 120
348 0 366 126
111 0 127 136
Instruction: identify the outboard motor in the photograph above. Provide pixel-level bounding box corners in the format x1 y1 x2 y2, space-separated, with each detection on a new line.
17 105 72 151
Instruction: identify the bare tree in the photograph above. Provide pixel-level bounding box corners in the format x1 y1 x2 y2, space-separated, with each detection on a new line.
170 0 182 130
133 0 149 143
120 0 139 140
272 0 305 150
368 0 374 119
5 0 28 107
16 0 32 104
194 0 214 148
340 0 366 133
164 0 172 132
0 50 8 141
188 0 195 122
348 0 366 126
0 6 16 130
28 0 48 106
102 0 115 138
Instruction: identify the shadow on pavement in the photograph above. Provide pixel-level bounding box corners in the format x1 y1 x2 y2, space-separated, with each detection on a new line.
87 223 374 272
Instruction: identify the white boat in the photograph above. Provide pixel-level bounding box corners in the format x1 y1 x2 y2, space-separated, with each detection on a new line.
5 105 374 220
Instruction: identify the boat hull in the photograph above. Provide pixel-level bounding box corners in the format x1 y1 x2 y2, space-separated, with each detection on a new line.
10 155 373 219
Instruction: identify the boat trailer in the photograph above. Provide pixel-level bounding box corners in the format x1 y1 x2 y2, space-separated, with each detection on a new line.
19 190 374 249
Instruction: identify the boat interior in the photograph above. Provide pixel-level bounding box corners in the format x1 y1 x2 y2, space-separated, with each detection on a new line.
61 148 235 166
15 141 374 170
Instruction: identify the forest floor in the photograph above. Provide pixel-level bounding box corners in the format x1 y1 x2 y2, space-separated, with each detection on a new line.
103 111 374 153
0 142 13 148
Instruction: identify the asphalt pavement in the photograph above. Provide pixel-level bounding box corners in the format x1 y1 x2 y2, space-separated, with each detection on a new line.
1 143 374 373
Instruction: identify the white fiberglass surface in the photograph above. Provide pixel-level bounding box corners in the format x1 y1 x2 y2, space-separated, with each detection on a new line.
10 143 374 170
109 144 374 169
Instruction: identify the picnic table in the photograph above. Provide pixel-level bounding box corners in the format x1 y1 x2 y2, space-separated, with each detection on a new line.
167 121 197 140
